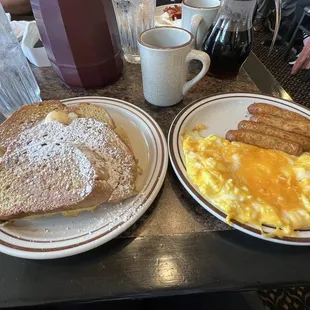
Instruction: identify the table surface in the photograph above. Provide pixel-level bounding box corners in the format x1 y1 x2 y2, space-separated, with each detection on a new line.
31 62 257 239
1 10 309 308
2 54 310 309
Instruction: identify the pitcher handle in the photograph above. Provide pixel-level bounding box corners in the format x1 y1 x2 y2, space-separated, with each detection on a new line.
182 50 210 96
190 14 203 49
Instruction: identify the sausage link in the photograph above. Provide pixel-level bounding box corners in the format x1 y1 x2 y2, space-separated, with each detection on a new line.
248 103 308 121
238 120 310 151
250 114 310 138
226 129 303 156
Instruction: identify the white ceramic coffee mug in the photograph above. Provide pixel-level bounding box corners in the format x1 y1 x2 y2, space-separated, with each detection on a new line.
138 27 210 107
182 0 220 49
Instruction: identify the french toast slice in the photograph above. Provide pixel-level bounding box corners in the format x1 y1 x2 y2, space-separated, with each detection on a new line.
0 147 5 158
0 101 116 151
0 100 69 149
7 118 138 204
0 141 113 221
71 102 116 129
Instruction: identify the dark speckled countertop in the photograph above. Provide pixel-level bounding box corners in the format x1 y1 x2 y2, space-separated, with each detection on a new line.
29 61 258 237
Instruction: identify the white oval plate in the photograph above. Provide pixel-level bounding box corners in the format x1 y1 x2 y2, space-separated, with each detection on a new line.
168 93 310 246
0 96 168 259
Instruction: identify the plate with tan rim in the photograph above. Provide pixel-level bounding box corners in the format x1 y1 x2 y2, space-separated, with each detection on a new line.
168 92 310 246
0 96 168 259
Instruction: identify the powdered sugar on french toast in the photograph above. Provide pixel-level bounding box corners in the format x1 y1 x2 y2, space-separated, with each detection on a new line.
67 194 145 236
33 194 146 241
0 142 103 217
0 100 69 149
6 118 137 204
3 193 146 243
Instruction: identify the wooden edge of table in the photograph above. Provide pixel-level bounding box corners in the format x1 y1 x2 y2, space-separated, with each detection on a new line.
1 230 310 308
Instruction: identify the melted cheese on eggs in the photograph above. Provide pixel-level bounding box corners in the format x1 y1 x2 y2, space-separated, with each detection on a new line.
183 134 310 237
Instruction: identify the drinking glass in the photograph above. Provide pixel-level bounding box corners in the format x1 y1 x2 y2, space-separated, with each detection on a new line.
112 0 156 64
0 4 41 118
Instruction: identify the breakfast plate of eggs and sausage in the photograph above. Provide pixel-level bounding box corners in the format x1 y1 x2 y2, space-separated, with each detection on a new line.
169 93 310 245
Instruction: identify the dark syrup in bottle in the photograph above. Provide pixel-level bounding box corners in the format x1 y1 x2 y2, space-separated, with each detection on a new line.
202 20 252 78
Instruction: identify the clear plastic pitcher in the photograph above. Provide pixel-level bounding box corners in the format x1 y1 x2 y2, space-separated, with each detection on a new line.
0 5 41 118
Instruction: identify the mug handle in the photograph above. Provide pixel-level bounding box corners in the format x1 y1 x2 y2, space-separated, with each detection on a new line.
190 14 203 49
182 50 210 96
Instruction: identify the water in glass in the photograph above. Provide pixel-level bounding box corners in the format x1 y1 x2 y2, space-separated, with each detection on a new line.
112 0 156 64
0 5 41 118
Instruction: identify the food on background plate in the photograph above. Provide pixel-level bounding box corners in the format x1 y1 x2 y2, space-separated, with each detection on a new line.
238 120 310 152
226 129 303 156
0 101 138 221
163 5 182 20
182 132 310 237
248 103 309 121
156 5 182 27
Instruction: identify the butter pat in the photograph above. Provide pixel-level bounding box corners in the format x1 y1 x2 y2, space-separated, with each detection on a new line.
68 112 78 121
45 110 73 125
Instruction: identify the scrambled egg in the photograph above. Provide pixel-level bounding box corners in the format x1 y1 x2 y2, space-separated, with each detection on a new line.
183 133 310 237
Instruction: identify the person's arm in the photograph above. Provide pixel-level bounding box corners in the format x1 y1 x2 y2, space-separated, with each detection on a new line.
1 0 32 15
291 38 310 75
